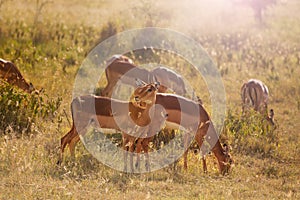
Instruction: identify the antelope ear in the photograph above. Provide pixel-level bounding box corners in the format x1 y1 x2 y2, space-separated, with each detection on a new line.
152 75 160 89
151 73 158 83
154 81 160 89
135 78 146 87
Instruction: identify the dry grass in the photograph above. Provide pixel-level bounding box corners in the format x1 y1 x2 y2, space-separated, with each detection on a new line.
0 0 299 199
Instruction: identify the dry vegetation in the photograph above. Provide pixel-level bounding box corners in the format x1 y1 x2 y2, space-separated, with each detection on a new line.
0 0 299 199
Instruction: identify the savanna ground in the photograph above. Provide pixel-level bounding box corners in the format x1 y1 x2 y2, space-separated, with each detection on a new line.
0 0 299 199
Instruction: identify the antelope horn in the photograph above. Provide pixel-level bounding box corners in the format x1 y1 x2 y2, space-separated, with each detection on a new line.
152 75 160 89
135 78 146 87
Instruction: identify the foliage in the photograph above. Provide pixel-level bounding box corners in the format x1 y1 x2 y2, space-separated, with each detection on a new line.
0 81 61 136
222 109 279 158
0 0 299 199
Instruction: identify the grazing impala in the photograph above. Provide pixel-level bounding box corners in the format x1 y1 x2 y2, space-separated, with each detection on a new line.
143 84 233 174
101 57 152 97
0 58 34 93
60 82 233 174
101 55 187 97
241 79 275 125
241 79 269 114
241 79 275 126
57 80 166 172
151 66 187 95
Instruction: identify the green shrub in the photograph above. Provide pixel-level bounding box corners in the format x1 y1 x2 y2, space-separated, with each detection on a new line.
0 81 61 136
222 109 279 158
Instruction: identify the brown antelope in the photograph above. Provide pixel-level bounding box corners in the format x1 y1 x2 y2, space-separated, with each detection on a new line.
100 56 152 97
0 58 34 93
241 79 269 114
59 82 233 174
103 56 210 171
57 80 166 172
123 103 168 172
151 66 187 95
132 84 213 173
241 79 275 125
138 84 233 174
101 55 187 97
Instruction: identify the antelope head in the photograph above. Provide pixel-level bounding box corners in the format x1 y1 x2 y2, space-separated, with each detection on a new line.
267 109 275 126
220 143 234 175
132 79 160 109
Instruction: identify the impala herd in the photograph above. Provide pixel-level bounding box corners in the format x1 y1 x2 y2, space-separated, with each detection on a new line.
0 56 276 175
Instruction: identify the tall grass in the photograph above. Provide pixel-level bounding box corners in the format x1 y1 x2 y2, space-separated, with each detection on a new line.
0 0 299 199
0 81 61 136
222 109 279 158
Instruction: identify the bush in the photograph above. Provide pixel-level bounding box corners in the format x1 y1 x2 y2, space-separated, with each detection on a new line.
0 81 61 136
222 109 279 158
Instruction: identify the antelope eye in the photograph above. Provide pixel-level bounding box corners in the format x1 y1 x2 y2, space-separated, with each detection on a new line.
147 88 152 92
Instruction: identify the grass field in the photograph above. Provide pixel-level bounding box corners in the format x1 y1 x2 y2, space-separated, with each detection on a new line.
0 0 299 199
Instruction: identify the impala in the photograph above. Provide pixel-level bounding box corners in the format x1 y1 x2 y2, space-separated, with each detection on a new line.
0 58 34 93
151 66 187 95
101 55 187 97
241 78 275 125
135 83 233 174
57 80 166 172
59 82 233 174
123 102 168 172
241 79 275 126
241 79 270 114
